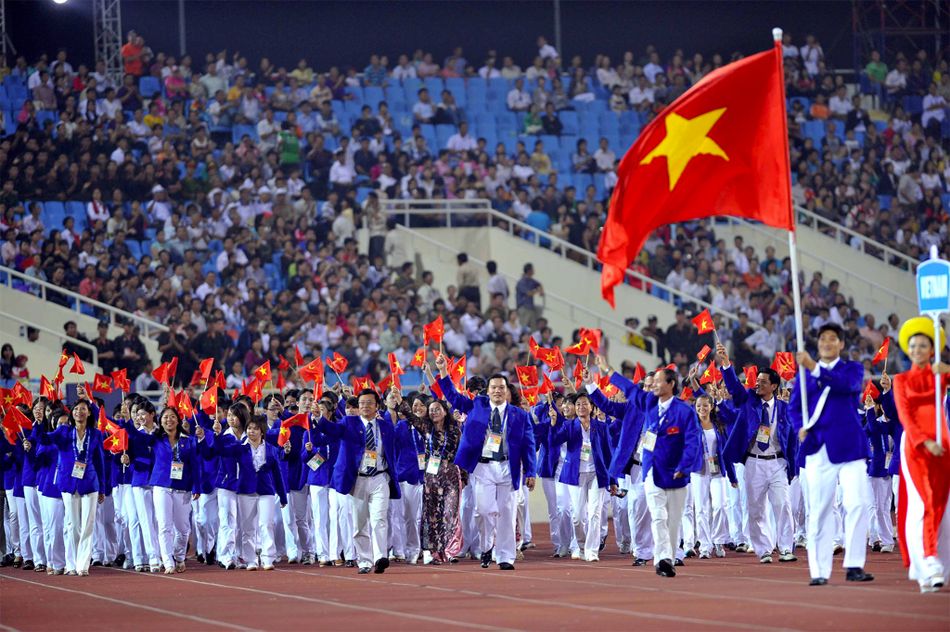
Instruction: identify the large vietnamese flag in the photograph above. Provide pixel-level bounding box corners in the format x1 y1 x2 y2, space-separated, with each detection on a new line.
598 39 793 306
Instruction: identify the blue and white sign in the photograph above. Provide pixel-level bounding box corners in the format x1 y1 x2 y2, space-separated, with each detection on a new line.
917 255 950 317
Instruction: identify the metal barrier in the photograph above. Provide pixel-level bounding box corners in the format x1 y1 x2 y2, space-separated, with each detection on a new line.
792 206 918 272
0 309 99 368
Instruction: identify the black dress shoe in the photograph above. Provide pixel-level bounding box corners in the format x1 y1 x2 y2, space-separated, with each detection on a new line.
809 578 828 586
632 558 648 566
674 559 684 567
374 558 389 574
499 562 515 570
358 567 371 574
656 558 676 577
345 560 356 568
22 560 34 571
0 554 14 567
599 536 607 552
846 568 874 582
207 549 216 566
685 549 696 558
92 561 103 567
480 549 494 569
114 554 126 567
196 554 205 564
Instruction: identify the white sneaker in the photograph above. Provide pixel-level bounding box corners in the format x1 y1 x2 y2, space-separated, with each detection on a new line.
714 545 726 558
571 551 582 560
880 544 894 553
759 554 773 564
699 551 710 559
246 563 258 571
779 550 798 562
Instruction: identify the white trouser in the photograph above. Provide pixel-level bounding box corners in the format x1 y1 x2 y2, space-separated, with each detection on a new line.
153 487 191 568
690 472 730 552
195 490 218 556
459 481 480 556
283 488 312 560
868 476 895 546
14 495 32 562
309 485 330 562
569 470 606 560
3 488 19 556
216 488 239 566
729 462 751 544
681 481 695 551
93 494 117 563
625 467 654 560
238 494 277 566
541 477 562 552
744 457 795 555
643 472 687 564
900 434 950 587
351 473 391 569
119 484 145 565
599 495 609 541
112 485 132 560
555 465 577 554
400 481 423 562
62 492 97 573
789 476 807 540
131 486 161 566
613 491 630 548
23 487 45 565
804 446 871 579
834 483 845 546
39 495 65 571
330 488 355 561
473 461 517 565
522 488 533 544
388 488 406 557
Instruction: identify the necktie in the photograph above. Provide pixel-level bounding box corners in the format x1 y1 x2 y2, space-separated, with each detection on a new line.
364 421 377 475
491 407 505 461
757 402 770 452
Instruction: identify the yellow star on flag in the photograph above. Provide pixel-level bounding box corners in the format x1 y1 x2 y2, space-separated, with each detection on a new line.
641 108 729 189
109 436 119 448
279 427 289 438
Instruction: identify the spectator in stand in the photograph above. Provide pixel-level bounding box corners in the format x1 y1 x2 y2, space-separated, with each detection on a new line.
121 31 146 77
541 103 562 136
516 263 543 328
364 55 387 87
412 88 435 124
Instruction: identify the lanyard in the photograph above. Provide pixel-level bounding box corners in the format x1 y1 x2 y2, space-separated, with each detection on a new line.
73 427 91 463
171 437 181 462
427 428 448 459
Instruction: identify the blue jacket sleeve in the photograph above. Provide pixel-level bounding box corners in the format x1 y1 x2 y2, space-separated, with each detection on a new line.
721 365 750 406
676 409 702 475
590 386 627 419
438 376 474 414
816 362 863 395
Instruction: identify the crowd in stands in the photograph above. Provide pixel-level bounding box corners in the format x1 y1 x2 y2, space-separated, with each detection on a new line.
0 30 946 388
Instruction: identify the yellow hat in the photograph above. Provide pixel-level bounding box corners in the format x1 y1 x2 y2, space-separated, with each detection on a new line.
898 316 947 356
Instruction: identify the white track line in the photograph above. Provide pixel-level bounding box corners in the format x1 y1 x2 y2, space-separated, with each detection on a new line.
107 567 512 631
274 566 788 631
0 573 261 631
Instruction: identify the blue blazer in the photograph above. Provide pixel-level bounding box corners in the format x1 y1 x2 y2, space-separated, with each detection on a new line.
393 419 426 486
590 373 647 480
624 384 701 489
208 433 288 504
141 433 202 493
550 415 614 489
266 423 308 492
119 420 157 488
316 413 401 499
38 425 105 495
531 402 559 479
196 430 241 493
192 411 220 494
301 421 335 487
864 390 901 477
721 366 798 480
789 359 869 464
696 422 738 485
437 376 536 489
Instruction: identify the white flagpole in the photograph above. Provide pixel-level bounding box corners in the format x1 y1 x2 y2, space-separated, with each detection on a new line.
773 27 811 431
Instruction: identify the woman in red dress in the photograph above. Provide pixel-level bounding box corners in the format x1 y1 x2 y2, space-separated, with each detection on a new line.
892 317 950 593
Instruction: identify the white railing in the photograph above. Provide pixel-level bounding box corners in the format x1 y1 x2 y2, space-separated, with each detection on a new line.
383 199 762 333
0 265 168 338
792 206 918 272
0 310 99 368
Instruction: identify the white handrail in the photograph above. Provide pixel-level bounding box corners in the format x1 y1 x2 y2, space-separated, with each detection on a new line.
0 309 99 369
383 199 762 332
0 264 168 338
793 205 918 272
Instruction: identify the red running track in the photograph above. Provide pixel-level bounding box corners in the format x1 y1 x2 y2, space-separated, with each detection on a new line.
2 534 949 631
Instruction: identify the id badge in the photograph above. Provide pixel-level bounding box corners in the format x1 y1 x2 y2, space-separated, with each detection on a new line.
482 432 502 458
417 453 426 470
362 450 378 470
71 461 87 479
707 455 720 476
580 442 592 462
884 452 892 469
641 431 658 453
170 461 184 480
756 425 771 444
307 453 325 471
426 455 442 475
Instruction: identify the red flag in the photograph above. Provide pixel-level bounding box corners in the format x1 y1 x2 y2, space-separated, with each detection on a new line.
699 363 722 385
91 373 113 394
70 353 86 376
12 383 32 407
299 357 325 384
40 376 58 401
572 359 584 390
294 346 304 367
278 413 310 447
54 365 64 385
276 373 286 392
598 42 793 305
97 406 119 434
515 365 539 388
2 407 31 443
680 387 694 401
743 365 759 388
564 339 591 356
871 338 890 366
254 361 272 384
664 363 677 372
167 357 179 383
352 375 375 393
578 328 602 354
313 380 323 401
388 352 405 377
538 346 565 372
632 362 646 385
771 352 797 381
410 347 427 368
0 388 13 408
152 362 170 385
696 345 712 362
521 387 540 406
166 388 179 411
862 380 881 403
691 309 716 335
326 352 348 375
450 356 466 386
213 370 226 391
104 428 128 454
111 368 131 393
429 380 444 400
539 372 555 395
198 358 215 384
277 355 291 372
528 336 541 359
189 370 203 387
245 378 263 404
377 374 397 394
422 316 444 345
200 387 219 415
599 374 620 397
177 391 194 418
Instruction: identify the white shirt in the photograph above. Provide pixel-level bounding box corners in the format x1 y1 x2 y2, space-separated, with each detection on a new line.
507 89 531 111
249 440 267 472
539 44 559 60
922 94 947 127
751 397 780 456
579 423 595 473
446 132 477 152
361 416 386 472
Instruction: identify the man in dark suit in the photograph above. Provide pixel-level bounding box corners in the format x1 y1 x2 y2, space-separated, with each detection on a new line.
436 354 536 570
317 389 400 574
790 323 874 586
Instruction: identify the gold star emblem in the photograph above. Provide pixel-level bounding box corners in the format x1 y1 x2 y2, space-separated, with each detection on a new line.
641 108 729 189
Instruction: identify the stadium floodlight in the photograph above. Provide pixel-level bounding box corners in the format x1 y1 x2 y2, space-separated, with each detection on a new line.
53 0 69 4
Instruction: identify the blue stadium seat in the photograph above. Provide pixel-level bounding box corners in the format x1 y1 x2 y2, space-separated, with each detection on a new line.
43 201 66 228
435 124 455 148
574 173 593 192
877 195 892 210
384 86 406 106
539 135 559 154
139 76 161 99
445 78 466 97
902 95 923 115
560 111 579 136
363 86 384 108
423 77 444 95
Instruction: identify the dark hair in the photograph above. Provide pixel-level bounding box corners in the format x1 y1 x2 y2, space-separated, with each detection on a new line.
696 394 727 436
227 403 250 431
262 393 284 410
817 323 844 341
486 260 497 274
356 388 381 407
760 368 781 387
69 399 91 426
284 388 301 400
427 398 450 420
467 375 487 395
571 391 592 406
487 373 511 390
245 415 267 436
659 368 679 395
